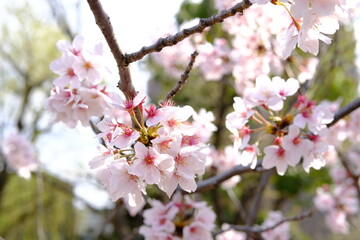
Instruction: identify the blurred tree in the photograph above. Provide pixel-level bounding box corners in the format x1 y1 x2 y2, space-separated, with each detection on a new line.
0 1 79 239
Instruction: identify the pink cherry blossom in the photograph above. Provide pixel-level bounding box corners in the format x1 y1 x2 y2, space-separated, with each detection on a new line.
261 211 290 240
96 160 145 207
73 50 104 85
56 35 84 56
262 145 295 175
2 132 37 179
325 210 349 234
130 142 174 184
50 54 80 88
282 124 313 165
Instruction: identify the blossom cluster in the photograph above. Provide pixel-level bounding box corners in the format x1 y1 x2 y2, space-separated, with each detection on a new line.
45 36 116 128
260 211 290 240
314 168 359 234
1 131 37 179
225 75 334 176
152 1 324 97
139 193 216 240
89 94 216 211
251 0 347 58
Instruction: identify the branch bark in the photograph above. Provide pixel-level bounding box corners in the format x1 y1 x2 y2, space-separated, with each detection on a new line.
86 0 136 100
124 0 252 64
327 97 360 127
162 51 199 104
220 208 315 234
195 162 267 193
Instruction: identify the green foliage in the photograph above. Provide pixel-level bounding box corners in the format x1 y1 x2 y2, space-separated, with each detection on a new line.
0 173 77 240
175 0 216 25
308 26 359 105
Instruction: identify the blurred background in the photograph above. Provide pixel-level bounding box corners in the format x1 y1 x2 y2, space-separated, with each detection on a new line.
1 0 360 239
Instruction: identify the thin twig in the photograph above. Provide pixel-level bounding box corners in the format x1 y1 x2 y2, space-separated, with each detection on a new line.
162 51 199 104
124 0 252 64
86 0 136 99
220 208 315 234
246 170 273 226
327 97 360 127
338 152 360 200
195 162 268 193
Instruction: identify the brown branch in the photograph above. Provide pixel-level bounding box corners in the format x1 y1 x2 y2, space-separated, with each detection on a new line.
161 51 199 104
327 97 360 127
338 152 360 200
221 208 315 234
86 0 136 99
124 0 252 64
246 170 273 226
195 162 267 193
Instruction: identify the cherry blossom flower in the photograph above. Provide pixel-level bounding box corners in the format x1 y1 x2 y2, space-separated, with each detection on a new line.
262 145 295 175
261 211 290 240
56 35 84 56
282 124 313 165
140 193 215 240
130 142 174 185
50 54 80 88
2 132 37 179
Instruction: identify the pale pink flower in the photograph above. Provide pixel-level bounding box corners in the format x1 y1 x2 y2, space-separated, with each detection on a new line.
110 125 140 149
314 188 336 212
50 54 80 88
240 144 260 169
282 124 313 165
130 142 174 184
159 105 195 135
261 211 290 240
142 200 178 232
192 108 217 143
89 144 115 169
294 103 334 134
56 35 84 56
244 75 297 111
112 90 146 112
2 132 37 179
183 222 212 240
139 226 180 240
226 97 254 133
325 210 349 234
96 160 145 207
145 104 164 126
216 228 246 240
262 145 295 175
302 133 329 172
196 38 233 81
74 50 104 84
158 140 206 196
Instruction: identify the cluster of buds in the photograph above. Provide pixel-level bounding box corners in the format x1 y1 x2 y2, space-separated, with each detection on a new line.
139 193 216 240
90 93 216 210
45 36 116 127
225 74 334 175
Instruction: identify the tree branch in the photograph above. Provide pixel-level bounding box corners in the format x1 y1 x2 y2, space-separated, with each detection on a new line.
161 51 198 104
246 170 273 226
222 208 315 234
195 162 268 193
338 152 360 200
124 0 252 64
327 97 360 127
86 0 136 99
